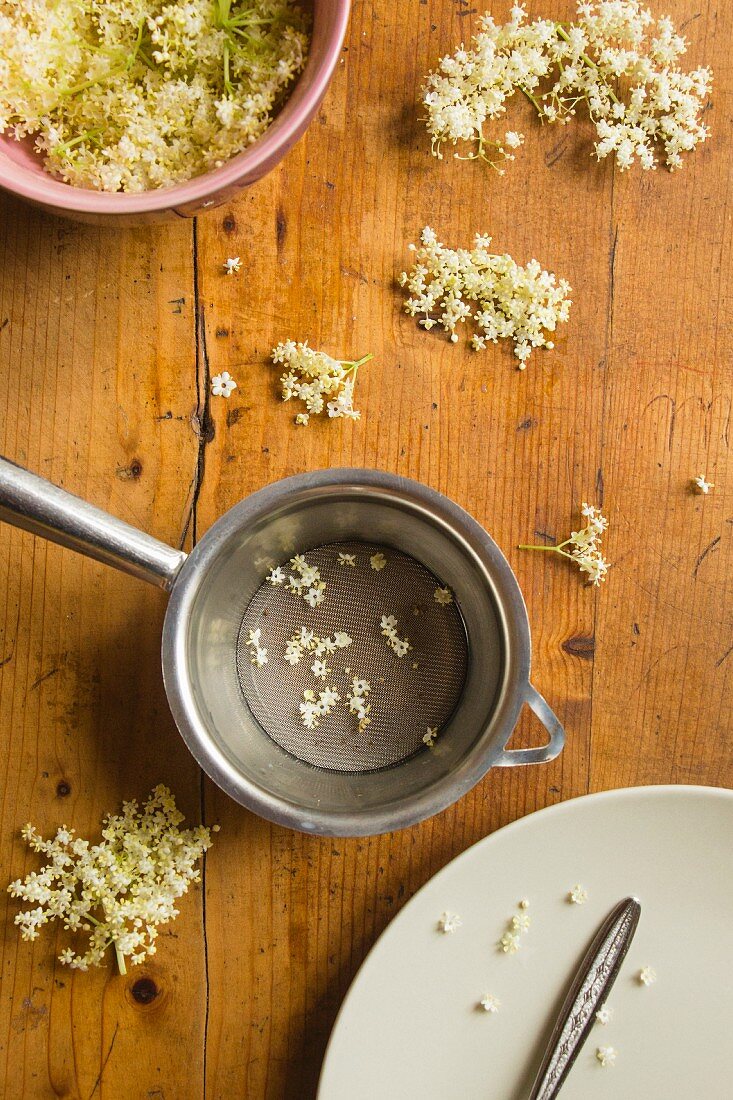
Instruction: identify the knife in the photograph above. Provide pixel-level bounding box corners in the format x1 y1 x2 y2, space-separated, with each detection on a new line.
528 896 641 1100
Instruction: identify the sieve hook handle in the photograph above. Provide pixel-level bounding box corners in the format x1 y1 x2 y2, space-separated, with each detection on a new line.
0 456 186 591
496 682 565 767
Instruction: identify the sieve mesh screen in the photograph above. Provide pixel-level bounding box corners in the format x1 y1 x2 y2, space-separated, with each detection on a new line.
235 541 468 772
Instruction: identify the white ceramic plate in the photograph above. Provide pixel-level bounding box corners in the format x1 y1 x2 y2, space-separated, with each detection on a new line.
318 786 733 1099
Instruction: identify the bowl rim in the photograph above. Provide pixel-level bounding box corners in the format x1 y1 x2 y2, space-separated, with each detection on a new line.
0 0 351 215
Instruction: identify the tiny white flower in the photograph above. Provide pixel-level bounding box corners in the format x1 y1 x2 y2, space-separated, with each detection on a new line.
499 931 520 954
370 552 387 571
267 566 286 586
211 372 237 398
519 898 530 910
338 552 357 567
568 884 588 905
480 993 501 1013
295 413 310 426
223 257 242 276
596 1046 617 1068
512 912 531 933
595 1005 613 1025
311 659 330 681
434 586 453 605
638 966 657 986
692 474 713 494
438 911 462 934
423 726 438 747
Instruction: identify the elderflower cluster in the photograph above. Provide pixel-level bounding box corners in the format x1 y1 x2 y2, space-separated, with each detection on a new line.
0 1 309 191
520 503 610 585
400 227 571 366
422 2 712 173
268 555 327 607
7 786 214 974
347 677 372 732
272 341 373 424
380 615 412 658
283 628 352 667
299 687 341 730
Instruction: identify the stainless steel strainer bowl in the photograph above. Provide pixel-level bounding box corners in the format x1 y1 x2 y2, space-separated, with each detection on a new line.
0 461 564 836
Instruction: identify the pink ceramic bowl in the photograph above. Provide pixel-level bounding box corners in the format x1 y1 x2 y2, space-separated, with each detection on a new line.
0 0 350 225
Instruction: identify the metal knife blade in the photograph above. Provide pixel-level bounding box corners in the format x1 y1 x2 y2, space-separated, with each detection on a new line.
528 896 641 1100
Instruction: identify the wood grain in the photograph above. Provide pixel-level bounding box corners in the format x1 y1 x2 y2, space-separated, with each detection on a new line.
0 1 731 1096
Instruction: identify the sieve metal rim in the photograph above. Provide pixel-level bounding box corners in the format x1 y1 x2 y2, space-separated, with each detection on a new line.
161 469 564 836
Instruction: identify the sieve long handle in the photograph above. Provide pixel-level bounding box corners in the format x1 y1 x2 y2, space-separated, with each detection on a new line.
495 682 565 767
0 456 186 591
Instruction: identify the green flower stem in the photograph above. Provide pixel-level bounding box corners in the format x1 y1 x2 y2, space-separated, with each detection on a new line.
342 353 374 370
554 23 621 106
114 942 127 976
517 543 574 562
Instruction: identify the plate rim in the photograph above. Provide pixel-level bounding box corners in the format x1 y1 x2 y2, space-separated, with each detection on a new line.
317 783 733 1097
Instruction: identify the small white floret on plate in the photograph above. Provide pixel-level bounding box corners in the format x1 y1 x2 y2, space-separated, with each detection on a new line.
437 911 462 934
479 993 500 1013
498 931 520 954
223 257 242 275
595 1005 613 1025
568 884 588 905
638 966 657 986
596 1046 617 1068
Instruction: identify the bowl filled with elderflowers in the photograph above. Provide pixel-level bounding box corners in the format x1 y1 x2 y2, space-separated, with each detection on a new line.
0 0 350 223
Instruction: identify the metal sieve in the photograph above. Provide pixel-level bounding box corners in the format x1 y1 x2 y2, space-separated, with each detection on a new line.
235 539 468 772
0 461 565 836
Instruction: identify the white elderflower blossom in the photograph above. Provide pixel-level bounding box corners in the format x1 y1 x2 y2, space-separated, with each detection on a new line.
638 966 657 986
434 586 453 605
400 228 571 365
596 1046 617 1068
7 786 214 974
423 726 438 747
0 1 310 191
479 993 501 1013
211 372 237 398
370 552 387 571
278 555 327 606
692 474 713 494
346 677 372 732
438 911 462 934
338 552 357 567
246 627 268 667
519 503 610 586
596 1005 613 1025
223 257 242 276
421 2 711 173
272 341 373 424
568 883 589 904
499 930 521 954
380 614 412 658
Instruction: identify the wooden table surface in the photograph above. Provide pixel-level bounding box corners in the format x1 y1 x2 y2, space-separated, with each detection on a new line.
1 2 731 1096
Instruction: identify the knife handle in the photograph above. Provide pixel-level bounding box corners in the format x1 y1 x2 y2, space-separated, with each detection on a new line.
528 896 641 1100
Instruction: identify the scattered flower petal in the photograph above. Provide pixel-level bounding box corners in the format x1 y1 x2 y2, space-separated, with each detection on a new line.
692 474 713 494
211 371 237 398
596 1046 617 1068
438 911 462 934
